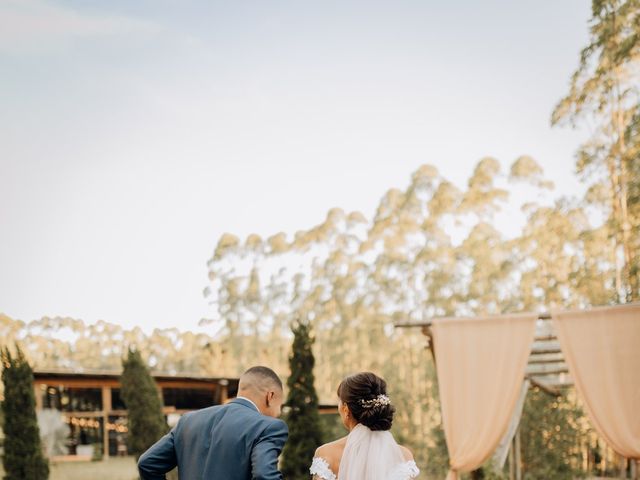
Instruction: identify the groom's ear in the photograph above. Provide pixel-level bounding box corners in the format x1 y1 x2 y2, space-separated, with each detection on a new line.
265 390 274 406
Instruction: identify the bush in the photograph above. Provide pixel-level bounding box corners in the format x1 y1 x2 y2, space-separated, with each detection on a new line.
281 321 324 480
519 387 585 479
120 349 168 459
1 346 49 479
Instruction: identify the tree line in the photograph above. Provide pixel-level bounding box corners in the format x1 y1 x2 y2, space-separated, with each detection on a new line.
1 1 638 478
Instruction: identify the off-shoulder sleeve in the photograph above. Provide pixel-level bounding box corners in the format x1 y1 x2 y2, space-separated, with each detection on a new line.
309 457 337 480
390 460 420 480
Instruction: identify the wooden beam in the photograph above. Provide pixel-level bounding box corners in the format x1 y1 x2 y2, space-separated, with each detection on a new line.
527 377 561 396
34 378 121 388
156 380 217 390
526 367 569 376
508 437 515 480
395 312 552 329
533 335 557 342
515 427 522 480
527 357 565 365
34 384 43 411
102 387 111 458
530 348 562 355
219 380 229 403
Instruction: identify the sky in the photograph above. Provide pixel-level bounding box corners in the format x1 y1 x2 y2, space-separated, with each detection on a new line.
0 0 592 333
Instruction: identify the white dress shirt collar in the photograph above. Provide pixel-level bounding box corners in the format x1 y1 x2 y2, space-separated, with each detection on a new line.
235 396 260 412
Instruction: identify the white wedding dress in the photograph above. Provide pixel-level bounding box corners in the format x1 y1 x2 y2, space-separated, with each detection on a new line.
309 424 420 480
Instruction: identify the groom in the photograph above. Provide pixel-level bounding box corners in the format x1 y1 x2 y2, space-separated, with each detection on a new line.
138 366 288 480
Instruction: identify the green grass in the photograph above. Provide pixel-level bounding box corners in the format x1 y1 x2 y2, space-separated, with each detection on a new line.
1 457 139 480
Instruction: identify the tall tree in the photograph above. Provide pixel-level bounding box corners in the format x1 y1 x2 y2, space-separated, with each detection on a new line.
552 0 640 301
0 154 620 477
200 160 570 469
120 349 168 459
281 321 324 480
1 346 49 480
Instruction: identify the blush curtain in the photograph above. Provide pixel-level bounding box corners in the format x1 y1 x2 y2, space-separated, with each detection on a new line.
431 313 537 480
553 304 640 459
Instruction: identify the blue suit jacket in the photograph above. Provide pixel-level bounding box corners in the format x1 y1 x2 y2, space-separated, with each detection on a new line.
138 398 289 480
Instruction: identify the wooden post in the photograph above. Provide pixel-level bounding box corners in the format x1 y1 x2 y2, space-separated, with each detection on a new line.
34 384 43 411
630 459 637 480
508 438 515 480
422 326 437 366
514 426 522 480
219 380 229 403
102 386 111 459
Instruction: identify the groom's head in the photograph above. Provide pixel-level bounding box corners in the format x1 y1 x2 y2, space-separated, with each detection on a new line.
238 366 284 418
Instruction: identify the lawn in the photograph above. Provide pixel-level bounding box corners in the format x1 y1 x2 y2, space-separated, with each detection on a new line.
0 457 139 480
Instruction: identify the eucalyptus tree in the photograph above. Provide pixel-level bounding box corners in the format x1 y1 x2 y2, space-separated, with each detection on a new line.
553 0 640 300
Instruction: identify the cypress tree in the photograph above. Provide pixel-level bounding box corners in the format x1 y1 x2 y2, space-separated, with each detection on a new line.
1 346 49 479
120 349 168 459
281 321 324 480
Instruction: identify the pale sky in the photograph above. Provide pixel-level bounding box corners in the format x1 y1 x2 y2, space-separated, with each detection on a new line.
1 0 591 333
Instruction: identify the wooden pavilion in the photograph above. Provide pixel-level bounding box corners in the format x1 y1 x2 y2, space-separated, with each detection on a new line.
33 369 238 460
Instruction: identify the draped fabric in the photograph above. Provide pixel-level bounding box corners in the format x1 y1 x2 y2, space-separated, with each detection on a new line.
491 379 530 469
553 304 640 459
338 424 413 480
431 313 537 480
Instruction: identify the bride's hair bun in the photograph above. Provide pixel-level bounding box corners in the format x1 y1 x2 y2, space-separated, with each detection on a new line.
337 372 395 431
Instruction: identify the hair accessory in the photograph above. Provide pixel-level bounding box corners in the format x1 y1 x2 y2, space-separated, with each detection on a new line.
359 394 391 409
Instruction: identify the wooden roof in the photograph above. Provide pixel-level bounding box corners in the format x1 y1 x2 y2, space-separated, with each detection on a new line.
33 369 238 385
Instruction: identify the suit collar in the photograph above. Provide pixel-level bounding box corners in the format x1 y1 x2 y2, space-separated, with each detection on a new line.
230 396 260 413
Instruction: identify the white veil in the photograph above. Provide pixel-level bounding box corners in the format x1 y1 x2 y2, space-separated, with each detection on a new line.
338 423 406 480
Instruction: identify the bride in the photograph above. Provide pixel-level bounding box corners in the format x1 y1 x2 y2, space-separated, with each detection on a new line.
310 372 420 480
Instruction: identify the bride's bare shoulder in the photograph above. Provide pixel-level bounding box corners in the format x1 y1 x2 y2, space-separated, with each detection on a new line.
315 436 348 457
398 444 415 462
314 436 348 471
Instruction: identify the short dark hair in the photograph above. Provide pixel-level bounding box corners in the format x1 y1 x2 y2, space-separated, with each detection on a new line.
242 366 283 391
